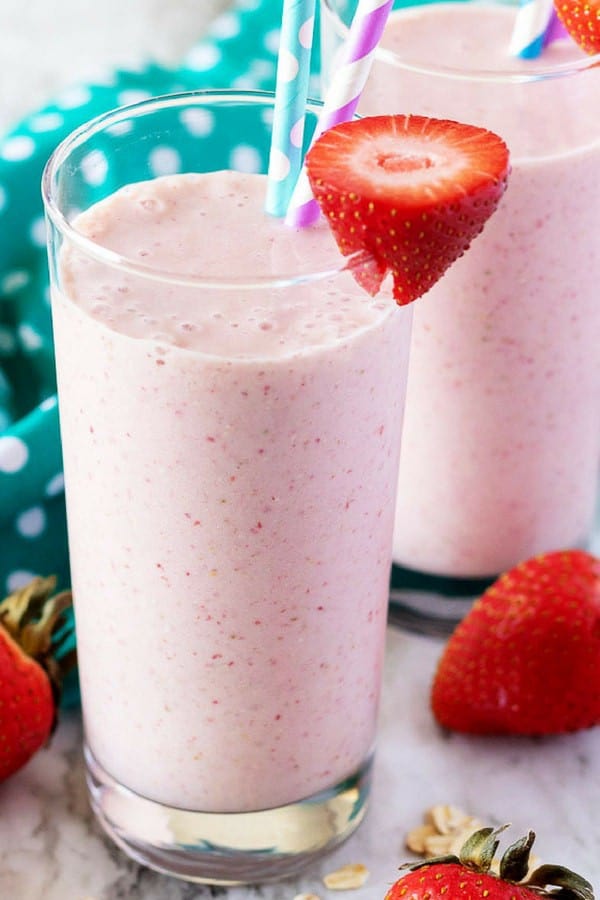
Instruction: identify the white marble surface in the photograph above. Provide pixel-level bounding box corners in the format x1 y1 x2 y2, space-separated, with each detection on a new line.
1 3 599 898
1 626 599 899
0 0 232 133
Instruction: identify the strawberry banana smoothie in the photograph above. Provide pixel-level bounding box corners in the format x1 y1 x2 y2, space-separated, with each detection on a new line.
355 3 600 578
51 170 410 813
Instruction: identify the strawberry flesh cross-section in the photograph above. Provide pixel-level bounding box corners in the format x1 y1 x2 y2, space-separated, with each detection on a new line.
305 114 510 306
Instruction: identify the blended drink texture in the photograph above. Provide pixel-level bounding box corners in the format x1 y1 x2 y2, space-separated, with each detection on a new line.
357 4 600 576
52 171 410 812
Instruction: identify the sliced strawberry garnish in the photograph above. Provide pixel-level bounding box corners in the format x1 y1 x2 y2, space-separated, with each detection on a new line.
305 115 510 305
554 0 600 54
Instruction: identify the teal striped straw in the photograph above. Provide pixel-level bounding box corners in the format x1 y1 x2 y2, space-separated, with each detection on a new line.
509 0 556 57
266 0 316 217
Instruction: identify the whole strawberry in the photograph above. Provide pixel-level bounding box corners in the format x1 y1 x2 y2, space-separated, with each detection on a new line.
305 115 509 305
554 0 600 55
0 577 74 781
386 826 593 900
431 550 600 735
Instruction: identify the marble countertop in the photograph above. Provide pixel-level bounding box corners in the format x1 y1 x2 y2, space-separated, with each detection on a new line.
2 626 599 900
2 4 599 898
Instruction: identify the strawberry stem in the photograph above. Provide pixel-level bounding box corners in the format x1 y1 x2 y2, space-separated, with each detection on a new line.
524 865 594 900
500 831 536 883
0 576 76 699
400 826 594 900
459 825 509 873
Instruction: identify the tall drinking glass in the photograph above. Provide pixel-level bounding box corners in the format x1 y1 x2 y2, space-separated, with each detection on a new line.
322 0 600 631
42 90 413 884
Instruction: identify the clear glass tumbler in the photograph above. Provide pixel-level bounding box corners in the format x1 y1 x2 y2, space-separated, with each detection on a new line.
42 90 413 883
322 0 600 632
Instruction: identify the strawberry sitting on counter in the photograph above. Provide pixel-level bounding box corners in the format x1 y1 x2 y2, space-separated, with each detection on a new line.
386 825 594 900
0 576 74 781
431 550 600 735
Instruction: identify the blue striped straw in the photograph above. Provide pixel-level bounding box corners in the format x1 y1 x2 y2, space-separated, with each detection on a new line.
509 0 556 58
285 0 394 228
265 0 317 217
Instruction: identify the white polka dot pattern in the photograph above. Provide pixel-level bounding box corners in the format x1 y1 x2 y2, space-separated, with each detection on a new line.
18 324 44 352
148 146 182 177
0 0 304 594
264 29 282 56
56 85 93 109
7 570 38 593
117 89 152 107
0 136 36 162
0 436 29 473
265 3 315 218
179 108 216 137
185 44 222 72
29 216 47 248
210 12 242 40
46 472 65 497
0 327 16 355
230 144 263 174
80 150 109 187
106 120 134 137
29 112 65 133
16 506 47 539
1 270 30 294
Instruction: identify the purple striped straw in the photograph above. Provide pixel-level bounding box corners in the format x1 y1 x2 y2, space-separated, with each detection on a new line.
285 0 394 228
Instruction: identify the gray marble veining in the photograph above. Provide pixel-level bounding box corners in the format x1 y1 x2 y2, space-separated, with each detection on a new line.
1 629 598 899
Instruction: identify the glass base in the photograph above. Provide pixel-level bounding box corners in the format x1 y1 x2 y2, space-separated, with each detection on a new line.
85 745 373 885
388 563 495 636
389 499 600 636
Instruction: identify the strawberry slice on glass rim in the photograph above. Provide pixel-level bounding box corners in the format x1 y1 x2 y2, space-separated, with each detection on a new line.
305 114 510 305
554 0 600 55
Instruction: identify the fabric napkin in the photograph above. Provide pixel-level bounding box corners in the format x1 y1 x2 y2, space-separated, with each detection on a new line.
0 0 316 601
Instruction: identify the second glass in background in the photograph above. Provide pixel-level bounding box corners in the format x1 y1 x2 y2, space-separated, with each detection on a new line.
322 0 600 631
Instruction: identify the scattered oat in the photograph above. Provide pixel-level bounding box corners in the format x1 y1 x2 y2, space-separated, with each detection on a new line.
421 832 460 857
293 894 322 900
406 804 483 859
323 862 370 890
405 806 541 878
427 804 476 836
405 822 437 854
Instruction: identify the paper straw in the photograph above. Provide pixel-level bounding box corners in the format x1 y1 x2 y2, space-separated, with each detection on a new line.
285 0 394 228
543 7 569 46
265 0 317 217
509 0 556 58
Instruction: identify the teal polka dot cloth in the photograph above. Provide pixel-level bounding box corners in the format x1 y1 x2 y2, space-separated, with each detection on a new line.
0 0 322 705
0 0 320 602
1 0 428 704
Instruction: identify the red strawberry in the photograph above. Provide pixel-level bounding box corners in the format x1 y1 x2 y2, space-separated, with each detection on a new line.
305 115 510 305
0 577 74 781
431 550 600 735
555 0 600 55
386 826 592 900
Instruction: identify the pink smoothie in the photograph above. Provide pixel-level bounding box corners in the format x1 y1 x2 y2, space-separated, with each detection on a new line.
354 3 600 577
52 171 410 812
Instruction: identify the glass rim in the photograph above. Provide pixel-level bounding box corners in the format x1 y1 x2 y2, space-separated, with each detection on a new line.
321 0 600 83
42 88 363 291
